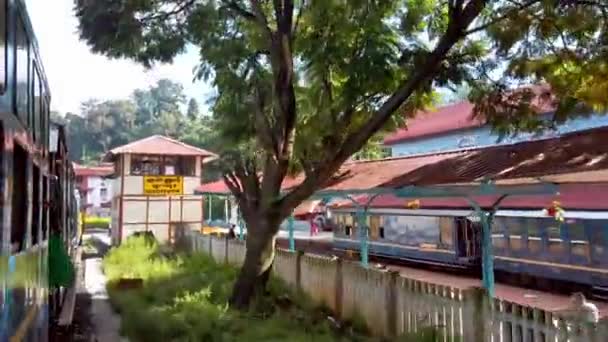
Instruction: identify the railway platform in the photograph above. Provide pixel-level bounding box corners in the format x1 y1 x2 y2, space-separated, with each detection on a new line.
276 233 608 319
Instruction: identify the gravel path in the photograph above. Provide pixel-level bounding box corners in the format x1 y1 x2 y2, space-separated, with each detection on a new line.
82 230 128 342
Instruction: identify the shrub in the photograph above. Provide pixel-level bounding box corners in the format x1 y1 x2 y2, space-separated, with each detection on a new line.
104 238 460 341
83 215 110 229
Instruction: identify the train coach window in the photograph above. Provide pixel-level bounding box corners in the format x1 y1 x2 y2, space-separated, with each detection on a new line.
42 176 48 240
527 218 543 254
11 144 28 253
567 221 590 260
0 0 6 93
546 223 564 257
15 16 29 124
33 66 41 143
501 217 525 251
589 221 607 263
438 217 454 248
491 219 507 250
32 165 40 245
369 215 381 240
379 226 385 239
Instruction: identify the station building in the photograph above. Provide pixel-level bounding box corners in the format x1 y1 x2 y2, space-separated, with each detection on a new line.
73 163 114 217
104 135 216 245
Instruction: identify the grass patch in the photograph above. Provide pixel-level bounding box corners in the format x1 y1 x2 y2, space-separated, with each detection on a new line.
104 236 453 341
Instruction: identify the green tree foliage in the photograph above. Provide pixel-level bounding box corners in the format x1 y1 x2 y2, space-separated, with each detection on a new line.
187 98 201 120
61 79 214 163
74 0 608 307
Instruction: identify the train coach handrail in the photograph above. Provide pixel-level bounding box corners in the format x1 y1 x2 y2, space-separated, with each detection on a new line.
58 247 82 327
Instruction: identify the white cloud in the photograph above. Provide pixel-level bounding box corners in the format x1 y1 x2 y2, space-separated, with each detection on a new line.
24 0 213 114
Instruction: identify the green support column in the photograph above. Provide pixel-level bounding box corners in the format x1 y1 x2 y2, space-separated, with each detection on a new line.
356 210 369 268
478 211 495 297
288 214 295 251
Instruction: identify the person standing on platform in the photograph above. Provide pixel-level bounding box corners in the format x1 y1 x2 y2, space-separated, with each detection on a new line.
228 224 237 239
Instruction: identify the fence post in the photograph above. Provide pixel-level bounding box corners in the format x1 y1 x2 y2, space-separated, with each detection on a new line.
463 287 488 342
208 235 213 256
596 318 608 342
335 258 343 319
386 270 399 338
296 250 303 292
224 236 229 264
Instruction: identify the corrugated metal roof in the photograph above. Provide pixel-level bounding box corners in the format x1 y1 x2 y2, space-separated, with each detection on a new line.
333 183 608 211
103 135 217 160
382 126 608 188
195 153 454 194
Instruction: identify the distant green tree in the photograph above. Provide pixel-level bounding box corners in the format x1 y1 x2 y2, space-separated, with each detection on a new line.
131 79 188 139
351 136 391 161
50 111 66 125
75 0 608 308
187 98 201 121
81 99 136 153
60 79 214 163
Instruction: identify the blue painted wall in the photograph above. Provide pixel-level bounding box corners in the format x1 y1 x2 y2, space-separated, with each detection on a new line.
388 114 608 157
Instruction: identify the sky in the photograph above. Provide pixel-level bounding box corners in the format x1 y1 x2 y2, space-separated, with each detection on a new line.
24 0 213 114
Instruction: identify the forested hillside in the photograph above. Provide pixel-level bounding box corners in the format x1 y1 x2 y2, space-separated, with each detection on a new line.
52 79 217 165
53 77 392 167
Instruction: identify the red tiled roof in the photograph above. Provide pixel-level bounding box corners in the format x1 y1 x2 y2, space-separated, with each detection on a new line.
384 101 481 144
384 85 555 145
73 163 114 177
103 135 217 161
197 175 304 194
197 179 229 194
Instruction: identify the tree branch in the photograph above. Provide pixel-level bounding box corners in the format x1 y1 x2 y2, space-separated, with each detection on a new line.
464 0 540 35
140 0 197 23
222 0 257 20
250 0 274 37
277 0 488 216
293 0 306 37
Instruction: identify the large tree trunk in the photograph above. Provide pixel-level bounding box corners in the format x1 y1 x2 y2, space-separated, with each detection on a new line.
229 221 278 309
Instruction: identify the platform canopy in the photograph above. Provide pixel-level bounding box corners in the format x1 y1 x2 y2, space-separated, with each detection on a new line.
197 126 608 199
196 127 608 297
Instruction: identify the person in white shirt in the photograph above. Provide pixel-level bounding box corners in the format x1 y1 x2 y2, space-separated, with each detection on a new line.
556 292 600 323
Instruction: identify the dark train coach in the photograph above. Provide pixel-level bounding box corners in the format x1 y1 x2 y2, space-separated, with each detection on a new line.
1 0 80 340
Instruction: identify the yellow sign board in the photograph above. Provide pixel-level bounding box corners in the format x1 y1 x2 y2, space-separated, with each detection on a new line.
143 176 184 195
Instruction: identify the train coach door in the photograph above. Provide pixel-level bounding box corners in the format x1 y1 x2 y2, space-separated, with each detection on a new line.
456 217 482 261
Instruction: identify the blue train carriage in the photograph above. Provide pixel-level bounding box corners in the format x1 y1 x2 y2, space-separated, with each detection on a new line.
0 0 57 340
330 206 608 295
330 208 482 269
491 212 608 297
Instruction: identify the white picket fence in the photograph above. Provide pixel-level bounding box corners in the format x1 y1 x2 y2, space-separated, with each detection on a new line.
185 232 608 341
